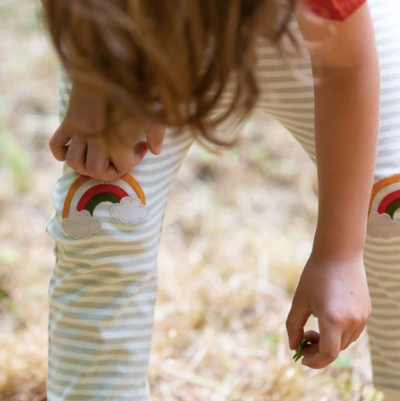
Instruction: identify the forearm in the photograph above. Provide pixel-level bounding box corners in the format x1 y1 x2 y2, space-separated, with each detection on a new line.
312 63 380 258
294 2 381 258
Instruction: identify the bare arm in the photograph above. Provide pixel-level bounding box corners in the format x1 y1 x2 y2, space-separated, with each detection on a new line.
298 2 380 256
286 3 379 369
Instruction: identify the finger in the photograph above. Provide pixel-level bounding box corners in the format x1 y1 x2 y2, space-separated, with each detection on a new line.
341 330 356 351
342 326 365 350
301 342 320 359
286 300 311 350
49 124 73 161
340 328 356 351
304 330 320 343
85 140 111 181
302 322 341 369
144 123 166 155
132 141 148 166
301 330 320 358
110 141 148 179
341 312 369 351
65 138 87 175
350 326 365 344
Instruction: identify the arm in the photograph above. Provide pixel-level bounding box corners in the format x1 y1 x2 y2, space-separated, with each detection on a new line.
300 2 380 255
49 81 166 181
286 3 379 368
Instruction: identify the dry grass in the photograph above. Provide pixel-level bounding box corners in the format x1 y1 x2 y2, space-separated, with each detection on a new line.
0 1 384 400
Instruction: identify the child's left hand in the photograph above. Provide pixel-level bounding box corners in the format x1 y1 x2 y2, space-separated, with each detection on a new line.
285 252 371 369
49 82 166 181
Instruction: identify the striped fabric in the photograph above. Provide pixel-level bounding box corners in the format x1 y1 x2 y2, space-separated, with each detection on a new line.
46 0 400 399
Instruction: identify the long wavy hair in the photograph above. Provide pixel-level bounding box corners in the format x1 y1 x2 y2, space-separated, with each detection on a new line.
43 0 298 145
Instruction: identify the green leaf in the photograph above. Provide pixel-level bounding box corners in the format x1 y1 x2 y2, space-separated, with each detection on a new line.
293 338 312 362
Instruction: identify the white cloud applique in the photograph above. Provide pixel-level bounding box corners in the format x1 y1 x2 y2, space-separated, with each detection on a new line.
110 197 149 225
61 210 101 240
367 212 400 239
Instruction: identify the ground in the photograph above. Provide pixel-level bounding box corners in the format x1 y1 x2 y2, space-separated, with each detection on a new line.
0 1 383 400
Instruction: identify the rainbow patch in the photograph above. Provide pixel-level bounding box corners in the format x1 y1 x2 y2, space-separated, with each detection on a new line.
368 174 400 239
61 174 148 239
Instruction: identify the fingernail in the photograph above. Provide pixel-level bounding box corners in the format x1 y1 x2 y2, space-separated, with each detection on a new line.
154 143 162 155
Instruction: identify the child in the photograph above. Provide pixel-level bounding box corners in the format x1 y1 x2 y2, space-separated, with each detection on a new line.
41 0 399 400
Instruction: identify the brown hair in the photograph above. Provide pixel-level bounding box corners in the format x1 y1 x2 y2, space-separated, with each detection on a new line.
43 0 297 146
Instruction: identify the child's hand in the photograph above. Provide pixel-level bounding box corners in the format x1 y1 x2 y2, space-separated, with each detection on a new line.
286 253 371 369
49 82 166 181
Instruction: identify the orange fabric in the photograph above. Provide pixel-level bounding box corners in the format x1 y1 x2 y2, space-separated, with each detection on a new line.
368 174 400 216
62 176 92 219
120 174 146 205
304 0 367 21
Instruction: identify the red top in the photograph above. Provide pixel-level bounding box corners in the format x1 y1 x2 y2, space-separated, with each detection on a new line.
304 0 367 21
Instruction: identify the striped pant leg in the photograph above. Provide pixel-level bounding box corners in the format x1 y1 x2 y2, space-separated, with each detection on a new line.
254 40 316 172
46 76 195 400
383 391 400 401
362 0 400 394
256 0 400 395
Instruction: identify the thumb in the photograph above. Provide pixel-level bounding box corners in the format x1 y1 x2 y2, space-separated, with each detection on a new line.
286 300 310 350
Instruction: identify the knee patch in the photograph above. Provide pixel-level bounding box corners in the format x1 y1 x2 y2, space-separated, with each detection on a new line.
367 174 400 239
61 174 149 240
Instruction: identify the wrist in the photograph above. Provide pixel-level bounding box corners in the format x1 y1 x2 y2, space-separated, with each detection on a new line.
311 227 365 263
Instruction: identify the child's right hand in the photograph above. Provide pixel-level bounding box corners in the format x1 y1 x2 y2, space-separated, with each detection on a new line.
286 252 371 369
49 82 166 181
